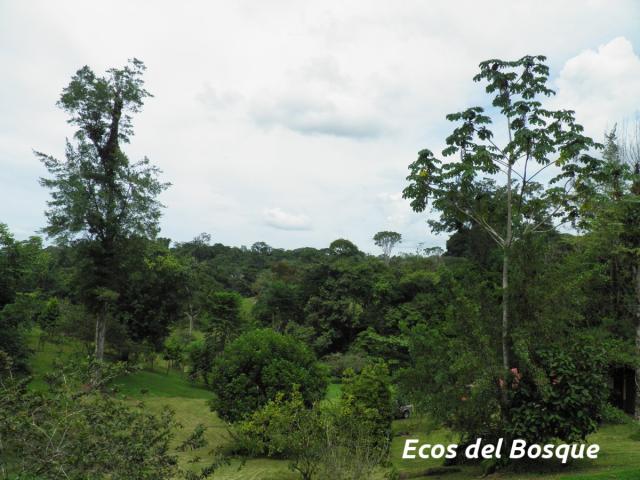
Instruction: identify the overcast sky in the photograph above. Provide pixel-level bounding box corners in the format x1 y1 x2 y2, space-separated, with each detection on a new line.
2 1 640 253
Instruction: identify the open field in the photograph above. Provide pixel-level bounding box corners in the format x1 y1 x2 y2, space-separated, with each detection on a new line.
26 336 640 480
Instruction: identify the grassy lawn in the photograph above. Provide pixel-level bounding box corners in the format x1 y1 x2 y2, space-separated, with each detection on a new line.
325 382 342 401
114 368 210 399
25 328 87 391
26 334 640 479
140 396 298 480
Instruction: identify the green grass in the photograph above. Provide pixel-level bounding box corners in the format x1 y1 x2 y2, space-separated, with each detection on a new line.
325 382 342 401
26 328 87 391
114 368 211 399
141 396 298 480
25 330 640 479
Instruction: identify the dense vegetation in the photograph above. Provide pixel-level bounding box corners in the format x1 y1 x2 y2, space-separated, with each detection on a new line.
1 55 639 479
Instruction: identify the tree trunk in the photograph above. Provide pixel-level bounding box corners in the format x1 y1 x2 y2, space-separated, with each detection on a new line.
94 312 107 362
502 250 510 371
502 159 513 371
634 263 640 421
187 311 194 336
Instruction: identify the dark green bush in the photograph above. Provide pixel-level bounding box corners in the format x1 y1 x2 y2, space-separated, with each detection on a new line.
506 341 608 443
209 328 327 422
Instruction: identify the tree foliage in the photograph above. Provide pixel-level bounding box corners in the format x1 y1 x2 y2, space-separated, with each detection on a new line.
373 231 402 264
403 55 600 372
209 328 327 422
0 358 180 479
37 59 168 360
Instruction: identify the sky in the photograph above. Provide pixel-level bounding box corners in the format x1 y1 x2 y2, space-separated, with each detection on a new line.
1 1 640 253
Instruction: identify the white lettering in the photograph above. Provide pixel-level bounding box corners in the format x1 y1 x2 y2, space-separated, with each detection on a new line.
586 444 600 459
556 444 570 464
510 439 527 459
481 443 495 458
465 438 482 459
418 444 431 459
402 439 418 459
446 444 458 459
541 444 554 459
431 444 445 459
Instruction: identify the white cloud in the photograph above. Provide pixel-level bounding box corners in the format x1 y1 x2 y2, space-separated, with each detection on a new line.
252 94 385 139
553 37 640 136
196 83 242 112
249 56 388 139
1 0 639 251
263 208 312 231
375 192 413 230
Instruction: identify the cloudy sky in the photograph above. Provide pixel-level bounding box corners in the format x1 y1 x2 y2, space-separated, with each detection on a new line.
1 1 639 253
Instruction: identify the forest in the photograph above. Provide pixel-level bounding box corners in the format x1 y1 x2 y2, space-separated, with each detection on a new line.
1 54 640 480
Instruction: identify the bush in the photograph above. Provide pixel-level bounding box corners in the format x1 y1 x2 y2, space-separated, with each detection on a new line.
187 338 215 385
209 328 327 422
237 382 391 480
506 341 609 443
341 363 394 449
0 358 181 479
600 403 631 425
402 318 610 449
322 351 370 378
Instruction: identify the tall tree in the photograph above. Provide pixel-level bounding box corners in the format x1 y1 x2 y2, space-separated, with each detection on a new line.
619 122 640 420
585 124 640 419
203 290 244 350
403 55 599 373
372 231 402 265
37 59 168 361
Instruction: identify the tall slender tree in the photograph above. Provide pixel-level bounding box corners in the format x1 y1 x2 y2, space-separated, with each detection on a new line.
37 59 168 361
403 55 600 373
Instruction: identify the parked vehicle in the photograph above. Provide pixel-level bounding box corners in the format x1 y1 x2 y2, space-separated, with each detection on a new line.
396 403 413 419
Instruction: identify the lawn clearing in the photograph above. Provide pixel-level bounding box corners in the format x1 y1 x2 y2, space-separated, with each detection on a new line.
26 331 640 480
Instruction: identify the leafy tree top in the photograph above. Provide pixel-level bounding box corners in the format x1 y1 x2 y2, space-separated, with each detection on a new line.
403 55 602 246
373 231 402 260
328 239 362 257
37 59 168 244
58 58 151 148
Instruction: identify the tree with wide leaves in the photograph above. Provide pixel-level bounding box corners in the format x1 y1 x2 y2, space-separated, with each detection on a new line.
403 55 600 377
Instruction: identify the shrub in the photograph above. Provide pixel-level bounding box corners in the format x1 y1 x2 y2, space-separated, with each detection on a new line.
506 341 608 443
322 351 370 378
0 358 182 479
209 328 327 422
237 382 391 480
341 363 394 449
186 337 215 385
237 389 324 480
600 403 631 425
402 320 610 449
